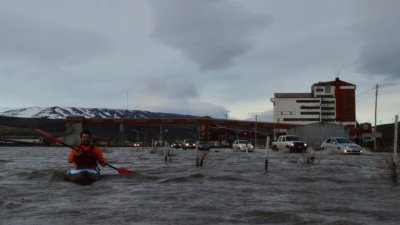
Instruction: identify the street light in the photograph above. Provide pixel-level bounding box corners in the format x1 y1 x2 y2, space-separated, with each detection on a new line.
141 128 148 146
248 112 263 149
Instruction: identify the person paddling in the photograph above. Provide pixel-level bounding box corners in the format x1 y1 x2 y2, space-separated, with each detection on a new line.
68 130 108 170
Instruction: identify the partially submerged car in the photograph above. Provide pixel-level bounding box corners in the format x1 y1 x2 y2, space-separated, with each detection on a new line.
196 140 210 151
320 137 362 154
232 140 254 152
181 139 196 150
171 141 181 149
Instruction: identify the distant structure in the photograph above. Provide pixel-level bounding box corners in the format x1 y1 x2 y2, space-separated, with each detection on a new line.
271 77 356 128
63 116 293 147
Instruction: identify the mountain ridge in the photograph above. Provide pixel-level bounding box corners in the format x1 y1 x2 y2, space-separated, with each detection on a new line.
0 106 202 119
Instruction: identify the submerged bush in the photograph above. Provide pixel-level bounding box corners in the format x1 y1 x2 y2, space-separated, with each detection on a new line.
378 153 399 182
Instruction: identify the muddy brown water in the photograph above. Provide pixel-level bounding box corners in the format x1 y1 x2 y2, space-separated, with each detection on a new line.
1 147 399 225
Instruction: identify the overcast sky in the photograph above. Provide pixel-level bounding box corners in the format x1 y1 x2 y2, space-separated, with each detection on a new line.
1 0 399 124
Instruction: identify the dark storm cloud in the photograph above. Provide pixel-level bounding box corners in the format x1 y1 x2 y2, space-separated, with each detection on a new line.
0 11 111 63
150 0 270 70
353 0 400 79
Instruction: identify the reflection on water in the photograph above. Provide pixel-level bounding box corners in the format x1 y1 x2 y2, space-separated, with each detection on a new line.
1 147 399 225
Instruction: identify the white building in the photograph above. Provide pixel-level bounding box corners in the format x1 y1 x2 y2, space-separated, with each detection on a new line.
271 78 356 128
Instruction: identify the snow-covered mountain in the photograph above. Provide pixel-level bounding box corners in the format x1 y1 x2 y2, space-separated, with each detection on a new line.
0 106 199 119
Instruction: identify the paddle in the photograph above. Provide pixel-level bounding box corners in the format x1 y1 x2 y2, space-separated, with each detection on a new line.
34 129 135 175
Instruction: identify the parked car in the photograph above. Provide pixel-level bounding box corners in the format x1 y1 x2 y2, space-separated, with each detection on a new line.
232 140 254 152
320 137 362 154
181 139 196 150
196 140 210 151
132 143 140 147
171 141 181 149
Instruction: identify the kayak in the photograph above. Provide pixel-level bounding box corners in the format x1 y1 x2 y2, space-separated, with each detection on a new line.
65 168 101 185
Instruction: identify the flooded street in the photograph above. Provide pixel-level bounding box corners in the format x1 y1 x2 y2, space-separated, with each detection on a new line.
1 146 399 225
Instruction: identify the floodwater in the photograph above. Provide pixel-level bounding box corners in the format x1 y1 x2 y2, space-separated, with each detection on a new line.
1 146 399 225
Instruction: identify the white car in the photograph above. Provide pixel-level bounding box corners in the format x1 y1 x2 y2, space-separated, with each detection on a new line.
320 137 362 154
232 140 254 152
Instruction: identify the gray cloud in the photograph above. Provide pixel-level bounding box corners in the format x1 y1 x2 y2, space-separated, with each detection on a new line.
353 0 400 79
185 101 228 118
243 109 273 122
128 74 228 118
0 1 398 124
137 75 199 100
151 0 270 70
0 10 111 64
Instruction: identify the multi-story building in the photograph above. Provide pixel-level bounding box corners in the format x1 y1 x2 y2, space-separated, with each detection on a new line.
271 77 356 128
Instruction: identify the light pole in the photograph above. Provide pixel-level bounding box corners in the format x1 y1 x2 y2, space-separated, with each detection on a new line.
225 113 228 142
255 115 258 149
374 84 378 151
247 113 260 149
139 128 147 146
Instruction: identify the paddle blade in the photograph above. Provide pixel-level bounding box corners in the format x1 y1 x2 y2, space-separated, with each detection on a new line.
116 168 136 175
107 164 135 175
34 129 64 145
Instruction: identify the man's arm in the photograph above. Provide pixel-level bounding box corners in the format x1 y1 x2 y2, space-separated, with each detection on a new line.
67 150 76 163
93 147 107 166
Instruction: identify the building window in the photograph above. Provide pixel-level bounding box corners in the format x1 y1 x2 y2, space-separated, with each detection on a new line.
296 100 320 103
316 95 334 98
283 118 320 122
325 86 331 93
300 106 320 109
321 107 334 110
300 112 320 115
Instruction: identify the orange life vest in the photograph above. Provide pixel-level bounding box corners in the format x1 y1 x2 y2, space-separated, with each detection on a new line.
74 145 99 169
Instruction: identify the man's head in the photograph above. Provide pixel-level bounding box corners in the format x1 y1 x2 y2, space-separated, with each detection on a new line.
80 130 92 145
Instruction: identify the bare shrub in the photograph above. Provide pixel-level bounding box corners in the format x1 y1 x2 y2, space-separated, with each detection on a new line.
196 150 209 167
377 153 398 182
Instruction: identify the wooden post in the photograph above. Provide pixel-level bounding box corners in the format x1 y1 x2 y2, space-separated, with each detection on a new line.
255 115 258 149
265 136 270 170
374 84 378 151
196 144 199 167
164 141 168 163
393 115 398 179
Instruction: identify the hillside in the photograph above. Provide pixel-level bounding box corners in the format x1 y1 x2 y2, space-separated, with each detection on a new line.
0 116 65 136
0 106 200 119
0 106 202 144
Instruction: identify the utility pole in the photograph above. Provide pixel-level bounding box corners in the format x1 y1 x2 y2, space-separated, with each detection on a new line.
225 113 228 142
393 115 398 180
236 128 239 141
394 115 398 165
265 136 270 171
255 115 258 149
374 84 378 151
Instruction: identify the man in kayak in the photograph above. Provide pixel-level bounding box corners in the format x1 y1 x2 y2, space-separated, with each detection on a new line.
68 130 108 169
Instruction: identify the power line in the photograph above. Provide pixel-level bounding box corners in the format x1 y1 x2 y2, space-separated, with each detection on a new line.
357 86 376 97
